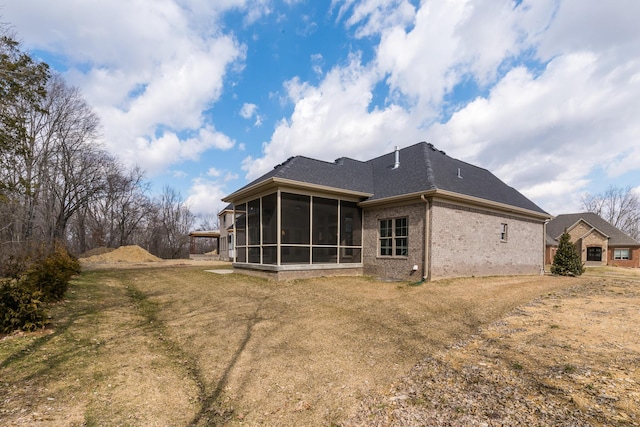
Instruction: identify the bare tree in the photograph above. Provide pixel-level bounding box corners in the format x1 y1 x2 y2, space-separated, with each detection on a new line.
582 185 640 240
146 186 194 259
71 164 152 253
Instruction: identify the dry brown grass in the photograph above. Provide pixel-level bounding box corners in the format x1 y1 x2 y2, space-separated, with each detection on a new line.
1 264 638 426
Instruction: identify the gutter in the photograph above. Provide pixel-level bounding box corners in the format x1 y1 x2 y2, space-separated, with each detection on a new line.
420 194 431 281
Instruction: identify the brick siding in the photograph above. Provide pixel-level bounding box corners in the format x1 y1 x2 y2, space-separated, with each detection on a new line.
362 200 545 281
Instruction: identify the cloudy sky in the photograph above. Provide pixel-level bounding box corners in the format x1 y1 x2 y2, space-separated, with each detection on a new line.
3 0 639 219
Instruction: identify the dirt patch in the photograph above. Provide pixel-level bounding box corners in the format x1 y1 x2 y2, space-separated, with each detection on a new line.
347 271 640 426
77 247 115 258
79 245 161 263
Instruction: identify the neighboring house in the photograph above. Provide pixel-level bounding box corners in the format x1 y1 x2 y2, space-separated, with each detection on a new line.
222 142 550 280
217 204 236 261
546 213 640 268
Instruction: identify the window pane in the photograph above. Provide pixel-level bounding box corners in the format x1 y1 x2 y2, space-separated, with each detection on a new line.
380 238 392 256
281 193 310 244
340 247 361 263
248 247 260 263
379 219 392 237
341 201 362 246
247 199 260 245
236 204 246 246
395 237 408 256
395 218 408 237
262 246 277 264
615 249 630 260
312 247 337 263
312 197 338 245
262 193 277 244
281 246 310 264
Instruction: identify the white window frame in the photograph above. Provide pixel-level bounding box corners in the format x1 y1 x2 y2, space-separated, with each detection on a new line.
379 217 408 257
614 248 630 260
500 223 508 242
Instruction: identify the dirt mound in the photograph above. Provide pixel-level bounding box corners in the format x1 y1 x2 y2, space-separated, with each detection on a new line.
78 247 115 258
80 245 162 263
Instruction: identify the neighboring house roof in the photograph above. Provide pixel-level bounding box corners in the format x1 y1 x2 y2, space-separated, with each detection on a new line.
546 212 640 246
218 203 234 215
225 141 547 215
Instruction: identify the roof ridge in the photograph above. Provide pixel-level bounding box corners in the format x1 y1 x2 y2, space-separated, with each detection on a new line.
422 142 437 190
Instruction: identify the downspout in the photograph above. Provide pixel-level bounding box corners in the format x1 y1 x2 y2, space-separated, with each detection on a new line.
420 194 431 281
542 219 549 274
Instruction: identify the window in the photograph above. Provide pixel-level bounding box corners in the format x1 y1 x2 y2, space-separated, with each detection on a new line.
614 249 630 260
379 217 408 257
500 223 508 242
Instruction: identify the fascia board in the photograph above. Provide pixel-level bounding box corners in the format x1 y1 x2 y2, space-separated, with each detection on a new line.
223 177 372 203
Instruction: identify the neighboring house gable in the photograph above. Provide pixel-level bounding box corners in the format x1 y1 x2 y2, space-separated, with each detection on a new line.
223 142 550 280
546 213 640 268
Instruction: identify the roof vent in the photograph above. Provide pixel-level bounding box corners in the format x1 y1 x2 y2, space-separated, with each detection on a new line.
392 146 400 169
457 168 462 179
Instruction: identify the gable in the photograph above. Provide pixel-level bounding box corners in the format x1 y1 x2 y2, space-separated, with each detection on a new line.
547 212 640 247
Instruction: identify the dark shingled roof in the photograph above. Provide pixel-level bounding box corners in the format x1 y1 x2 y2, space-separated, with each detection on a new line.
239 155 374 194
546 212 640 246
228 141 547 214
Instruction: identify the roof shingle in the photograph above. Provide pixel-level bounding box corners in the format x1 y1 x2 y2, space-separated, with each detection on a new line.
546 212 640 246
226 141 547 215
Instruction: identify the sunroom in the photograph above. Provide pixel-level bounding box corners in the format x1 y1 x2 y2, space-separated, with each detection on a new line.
226 184 367 280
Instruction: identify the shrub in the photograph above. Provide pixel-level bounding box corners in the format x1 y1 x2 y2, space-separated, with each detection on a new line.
23 242 81 302
551 231 585 276
0 279 48 333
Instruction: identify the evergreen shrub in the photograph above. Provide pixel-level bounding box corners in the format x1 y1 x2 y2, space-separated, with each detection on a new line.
551 231 585 276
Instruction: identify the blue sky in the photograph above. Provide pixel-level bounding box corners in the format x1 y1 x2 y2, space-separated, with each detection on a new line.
3 0 639 221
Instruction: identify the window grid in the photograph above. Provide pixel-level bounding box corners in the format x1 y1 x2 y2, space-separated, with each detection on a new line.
614 249 630 260
500 223 508 242
379 217 408 257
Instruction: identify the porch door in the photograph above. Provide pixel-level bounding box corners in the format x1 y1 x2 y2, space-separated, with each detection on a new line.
587 247 602 262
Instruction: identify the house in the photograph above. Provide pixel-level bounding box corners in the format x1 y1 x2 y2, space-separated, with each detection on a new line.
221 141 550 280
546 212 640 268
218 204 235 261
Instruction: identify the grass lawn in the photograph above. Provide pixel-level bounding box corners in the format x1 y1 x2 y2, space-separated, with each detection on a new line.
0 265 626 425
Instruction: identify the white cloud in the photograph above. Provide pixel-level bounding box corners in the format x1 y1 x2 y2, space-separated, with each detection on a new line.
240 103 258 119
334 0 416 38
185 178 229 218
239 103 263 126
207 168 222 177
4 0 244 176
242 54 417 179
132 126 235 174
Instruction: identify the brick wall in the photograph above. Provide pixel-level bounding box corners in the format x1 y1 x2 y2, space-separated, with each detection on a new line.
609 247 640 268
429 201 544 279
362 202 426 280
362 200 545 281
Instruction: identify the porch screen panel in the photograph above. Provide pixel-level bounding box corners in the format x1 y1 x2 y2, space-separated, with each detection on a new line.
340 201 362 246
313 247 337 263
262 193 277 244
312 197 338 245
339 247 361 263
281 193 310 244
236 247 247 263
281 246 310 264
248 247 260 263
247 199 261 245
236 203 246 246
262 246 277 264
